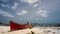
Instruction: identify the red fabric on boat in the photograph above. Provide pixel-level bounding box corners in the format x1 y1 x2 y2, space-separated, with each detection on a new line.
10 21 30 31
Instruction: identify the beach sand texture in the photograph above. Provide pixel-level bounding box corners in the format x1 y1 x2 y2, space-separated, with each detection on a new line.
0 26 60 34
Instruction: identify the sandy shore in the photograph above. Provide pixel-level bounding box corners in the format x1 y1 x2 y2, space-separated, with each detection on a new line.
0 26 60 34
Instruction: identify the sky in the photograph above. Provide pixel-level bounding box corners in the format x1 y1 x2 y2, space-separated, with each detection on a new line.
0 0 60 24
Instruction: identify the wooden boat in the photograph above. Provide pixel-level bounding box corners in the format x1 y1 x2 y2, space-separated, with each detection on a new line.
10 21 31 31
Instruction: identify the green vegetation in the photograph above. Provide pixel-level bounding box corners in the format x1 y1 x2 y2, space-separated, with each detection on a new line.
0 22 9 26
0 22 4 26
32 23 60 27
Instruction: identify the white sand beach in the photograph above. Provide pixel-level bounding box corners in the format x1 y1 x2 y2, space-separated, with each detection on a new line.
0 26 60 34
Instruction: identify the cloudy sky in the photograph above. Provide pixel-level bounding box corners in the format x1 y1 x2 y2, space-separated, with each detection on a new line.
0 0 60 24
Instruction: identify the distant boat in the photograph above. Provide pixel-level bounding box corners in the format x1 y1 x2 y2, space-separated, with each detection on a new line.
10 21 31 31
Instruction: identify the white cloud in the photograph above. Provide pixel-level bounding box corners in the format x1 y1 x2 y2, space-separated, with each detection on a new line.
1 0 8 2
36 10 47 17
40 11 47 17
38 8 41 9
17 10 28 15
1 4 9 8
32 4 38 7
1 4 6 7
21 0 39 5
36 10 42 15
35 18 39 20
0 10 14 18
12 3 19 9
32 2 41 7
